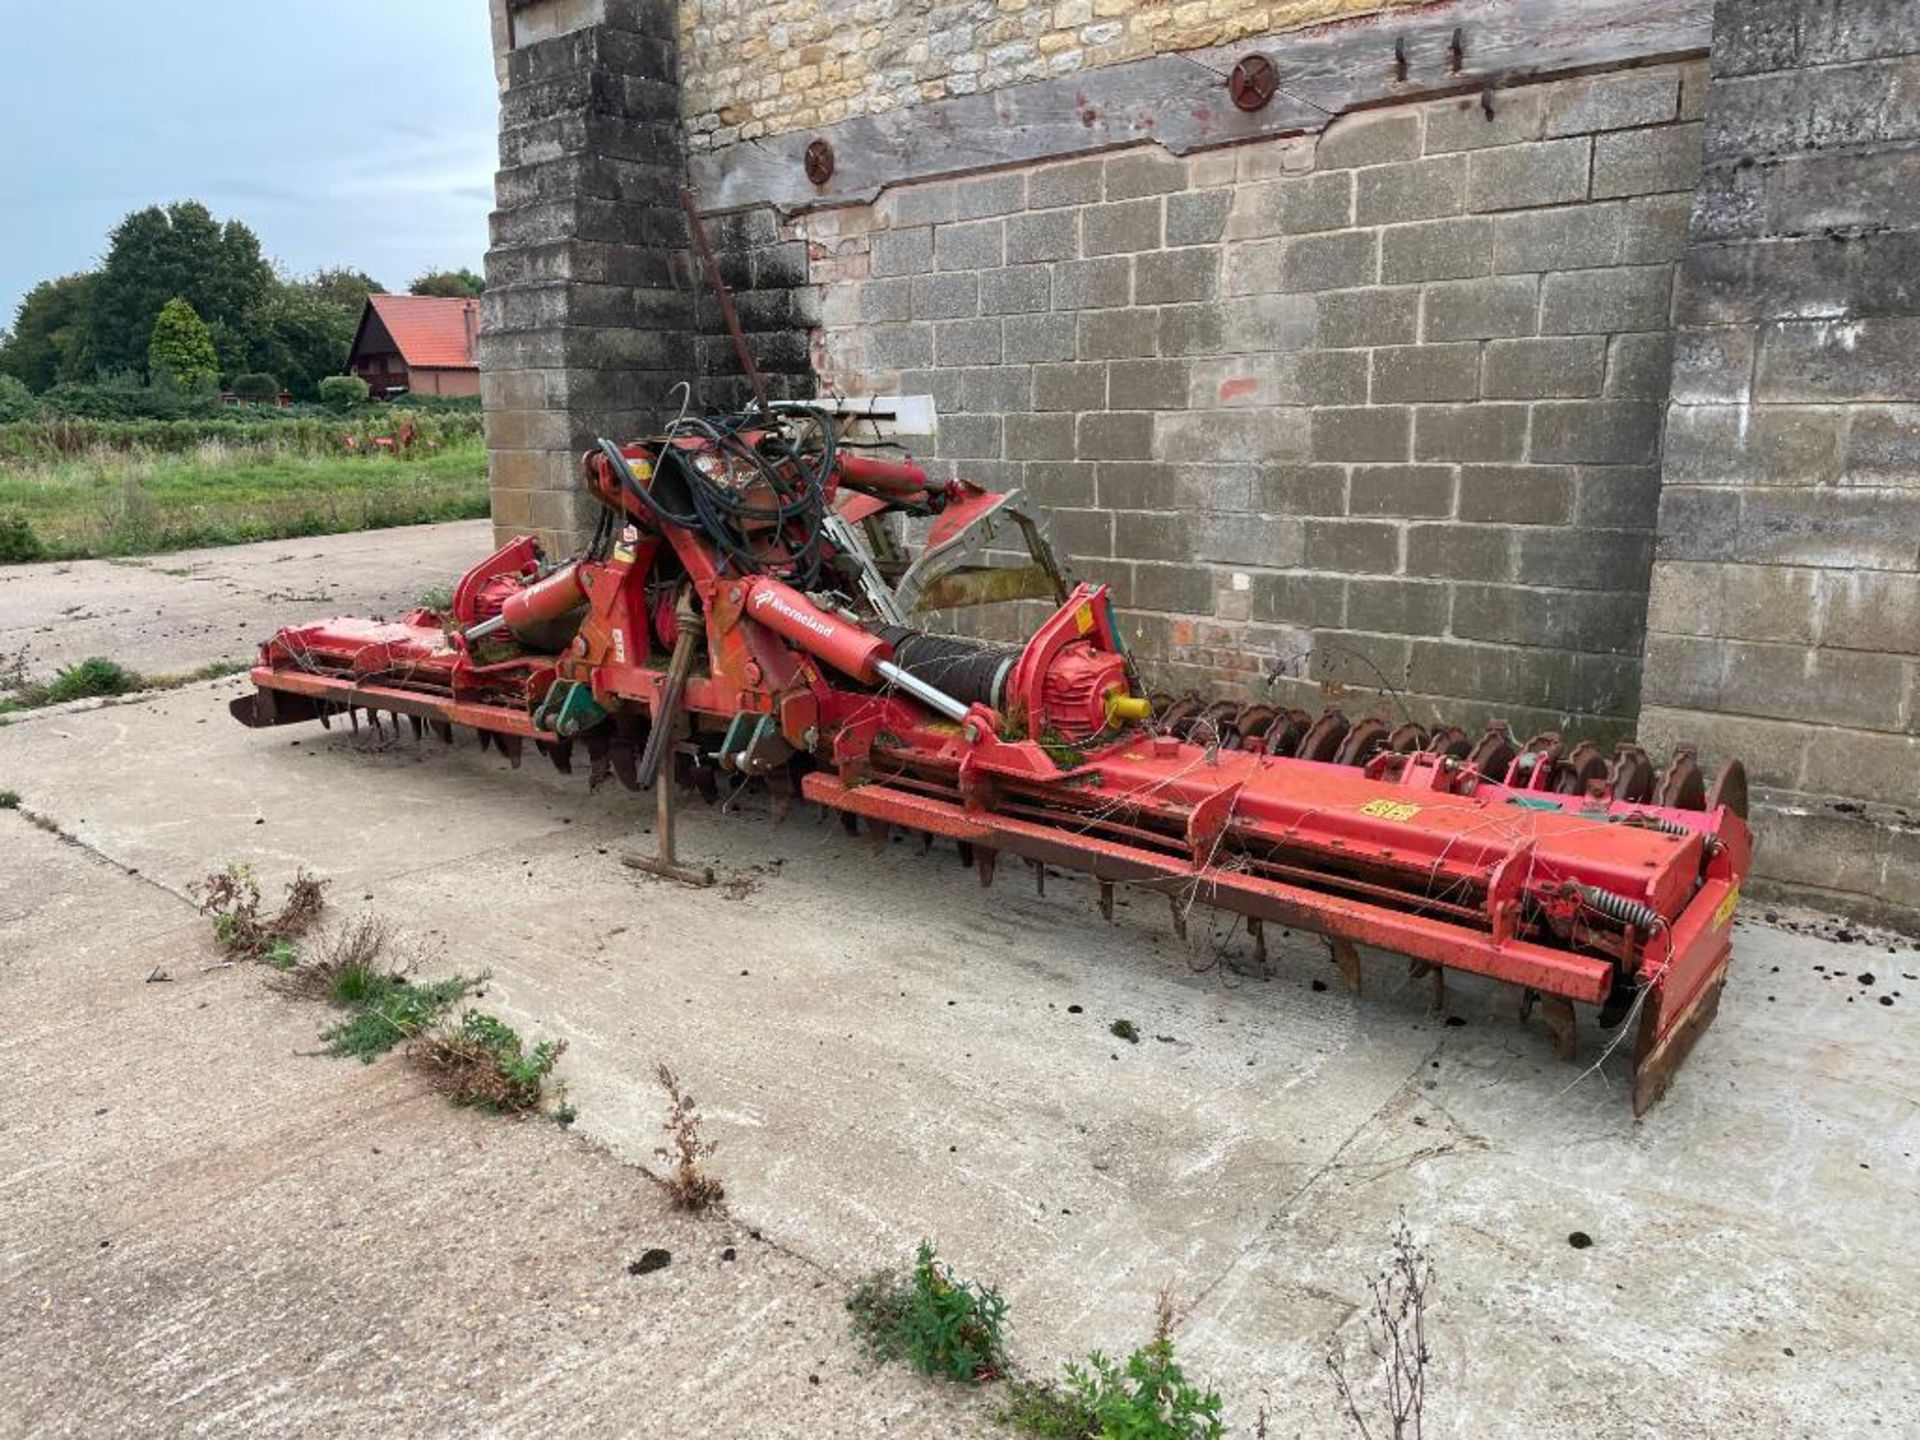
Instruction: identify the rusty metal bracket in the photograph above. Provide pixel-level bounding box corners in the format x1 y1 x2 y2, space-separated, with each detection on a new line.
679 186 768 411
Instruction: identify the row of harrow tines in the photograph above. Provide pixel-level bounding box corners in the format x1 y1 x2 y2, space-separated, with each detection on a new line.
1147 693 1750 818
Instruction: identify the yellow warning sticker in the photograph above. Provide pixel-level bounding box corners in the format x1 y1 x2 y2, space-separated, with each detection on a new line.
1712 884 1740 930
1361 799 1422 822
1075 604 1095 634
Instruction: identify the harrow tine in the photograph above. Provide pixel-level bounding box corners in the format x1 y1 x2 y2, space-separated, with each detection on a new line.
408 714 424 743
1329 936 1362 995
956 840 975 869
978 847 997 888
1169 894 1187 941
499 734 524 769
1249 916 1268 972
1098 879 1115 922
920 830 934 854
431 719 454 745
865 817 891 851
584 729 612 791
1410 959 1445 1013
318 705 332 731
839 808 861 837
476 729 492 754
542 738 574 775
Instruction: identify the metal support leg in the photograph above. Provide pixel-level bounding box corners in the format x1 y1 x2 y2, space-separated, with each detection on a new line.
621 746 715 888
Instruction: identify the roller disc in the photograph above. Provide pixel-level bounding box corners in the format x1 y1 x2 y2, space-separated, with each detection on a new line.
1386 722 1429 753
1427 725 1472 759
1195 699 1245 746
1608 743 1654 804
1506 731 1563 792
1232 704 1279 749
1263 708 1312 757
1466 723 1515 779
1334 716 1392 768
1554 739 1608 796
1707 758 1749 819
1296 708 1351 763
1159 692 1206 737
1655 747 1707 811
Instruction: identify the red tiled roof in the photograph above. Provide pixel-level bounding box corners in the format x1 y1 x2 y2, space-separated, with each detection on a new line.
358 295 481 370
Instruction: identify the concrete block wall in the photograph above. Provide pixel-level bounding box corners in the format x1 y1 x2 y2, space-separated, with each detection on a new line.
791 62 1707 736
482 0 697 556
1640 0 1920 923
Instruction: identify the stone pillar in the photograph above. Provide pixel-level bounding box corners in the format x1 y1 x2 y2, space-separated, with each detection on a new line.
482 0 693 556
1641 0 1920 924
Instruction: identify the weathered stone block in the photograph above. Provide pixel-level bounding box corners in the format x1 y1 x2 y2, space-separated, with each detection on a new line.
911 272 979 320
1005 412 1077 461
1079 411 1155 460
1226 173 1355 240
1592 124 1704 199
1051 256 1132 310
1355 156 1467 226
1422 275 1539 341
1105 150 1187 201
1008 210 1079 264
1221 293 1317 355
1346 577 1452 635
1481 336 1608 399
1003 312 1078 363
1458 464 1576 524
1574 465 1664 530
1252 571 1347 627
1467 138 1592 212
1079 309 1157 360
1492 204 1625 273
952 172 1027 220
1167 190 1233 246
871 227 935 277
979 266 1052 316
1048 507 1114 559
959 365 1033 414
1159 303 1227 356
1033 362 1107 412
1023 461 1097 508
1311 405 1411 462
1253 464 1349 516
1406 523 1513 580
1028 159 1104 213
1128 562 1217 614
1348 465 1456 518
1371 344 1481 403
1423 90 1544 153
1514 527 1656 592
1540 266 1674 335
1453 584 1645 651
1735 489 1920 569
1606 331 1678 399
1303 519 1402 574
1533 400 1664 464
1114 510 1192 562
935 219 1005 271
1381 217 1494 284
1155 409 1310 465
1844 405 1920 485
1109 358 1189 410
1543 69 1683 137
1317 109 1423 168
934 317 1003 365
1083 199 1163 255
1134 248 1220 305
933 413 1003 460
1316 287 1420 348
1415 404 1529 462
1757 317 1920 403
1278 230 1380 293
1193 512 1306 568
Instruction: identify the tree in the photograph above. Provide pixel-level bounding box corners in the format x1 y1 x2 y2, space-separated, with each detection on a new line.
409 267 485 298
86 201 275 379
147 298 221 390
305 267 386 310
230 372 280 401
318 374 369 412
0 274 95 391
247 280 362 400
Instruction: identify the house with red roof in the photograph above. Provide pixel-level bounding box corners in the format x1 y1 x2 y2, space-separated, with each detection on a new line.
345 295 481 398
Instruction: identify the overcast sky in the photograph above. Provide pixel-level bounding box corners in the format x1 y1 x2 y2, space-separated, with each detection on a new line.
0 2 498 321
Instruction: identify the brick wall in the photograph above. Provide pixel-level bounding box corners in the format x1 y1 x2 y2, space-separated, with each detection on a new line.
678 0 1395 150
1640 0 1920 922
789 63 1707 736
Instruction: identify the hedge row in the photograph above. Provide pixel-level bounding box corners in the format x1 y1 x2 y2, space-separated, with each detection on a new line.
0 410 486 463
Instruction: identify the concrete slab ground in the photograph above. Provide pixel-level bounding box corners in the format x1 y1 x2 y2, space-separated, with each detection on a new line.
2 524 1917 1437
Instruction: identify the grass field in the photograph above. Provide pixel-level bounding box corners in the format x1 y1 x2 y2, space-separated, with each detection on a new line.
0 431 489 563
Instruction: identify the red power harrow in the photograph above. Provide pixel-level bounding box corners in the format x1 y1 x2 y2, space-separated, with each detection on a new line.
231 403 1750 1114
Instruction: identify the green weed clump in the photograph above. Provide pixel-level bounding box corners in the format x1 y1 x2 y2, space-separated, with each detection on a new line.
1000 1291 1224 1440
408 1010 567 1115
321 974 478 1061
0 789 19 809
848 1240 1009 1384
193 863 328 961
0 511 43 562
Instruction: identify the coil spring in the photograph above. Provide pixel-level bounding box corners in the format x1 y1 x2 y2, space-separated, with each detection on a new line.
1580 885 1661 933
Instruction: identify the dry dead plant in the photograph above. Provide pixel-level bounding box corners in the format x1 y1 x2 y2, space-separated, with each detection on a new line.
192 863 328 961
1327 1221 1435 1440
408 1011 566 1113
268 913 400 999
654 1062 724 1210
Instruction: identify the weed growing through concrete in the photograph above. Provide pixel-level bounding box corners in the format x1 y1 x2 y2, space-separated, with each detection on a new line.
1000 1287 1224 1440
408 1011 568 1116
0 789 18 810
1327 1221 1434 1440
655 1063 725 1210
0 655 249 715
193 863 328 961
1110 1018 1140 1044
848 1240 1009 1384
271 914 480 1062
